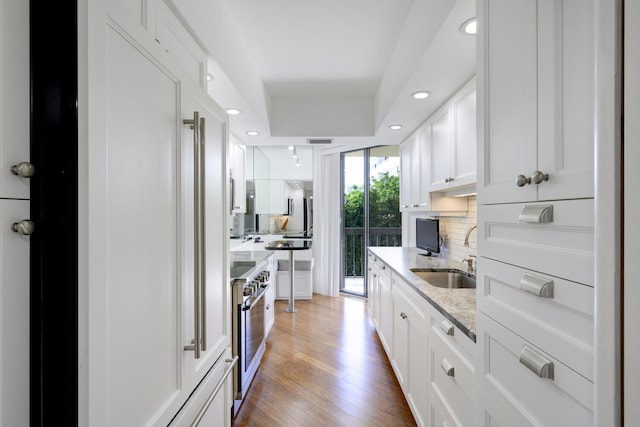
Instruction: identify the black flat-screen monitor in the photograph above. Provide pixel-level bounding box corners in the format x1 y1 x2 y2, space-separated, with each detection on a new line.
416 218 440 256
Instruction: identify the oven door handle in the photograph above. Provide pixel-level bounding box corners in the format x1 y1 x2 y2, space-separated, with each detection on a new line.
241 291 266 311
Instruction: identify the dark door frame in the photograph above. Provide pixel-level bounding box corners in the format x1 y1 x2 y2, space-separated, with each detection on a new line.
30 1 79 425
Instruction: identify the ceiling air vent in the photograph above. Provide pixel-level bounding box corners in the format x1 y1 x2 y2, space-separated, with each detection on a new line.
306 138 333 145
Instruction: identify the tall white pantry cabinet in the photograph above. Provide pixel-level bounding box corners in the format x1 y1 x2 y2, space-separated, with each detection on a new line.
0 0 31 425
80 0 232 425
476 0 595 425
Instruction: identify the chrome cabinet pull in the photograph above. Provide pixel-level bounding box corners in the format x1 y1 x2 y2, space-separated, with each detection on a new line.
440 319 454 336
531 170 549 184
400 312 407 319
11 162 35 177
441 358 454 377
519 345 554 380
184 111 202 359
515 174 531 187
191 356 238 426
520 273 554 298
518 204 553 223
11 220 35 235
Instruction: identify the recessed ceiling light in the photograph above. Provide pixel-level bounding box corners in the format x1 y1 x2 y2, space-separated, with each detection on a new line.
225 108 241 115
246 131 259 136
389 124 403 130
460 18 477 35
411 91 431 100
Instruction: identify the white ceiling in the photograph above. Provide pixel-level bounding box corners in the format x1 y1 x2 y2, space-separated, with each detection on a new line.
174 0 477 152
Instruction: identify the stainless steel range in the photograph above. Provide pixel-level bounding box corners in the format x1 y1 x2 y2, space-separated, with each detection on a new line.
231 257 271 415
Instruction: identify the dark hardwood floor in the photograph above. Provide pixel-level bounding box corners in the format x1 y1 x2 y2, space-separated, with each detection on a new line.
233 294 417 426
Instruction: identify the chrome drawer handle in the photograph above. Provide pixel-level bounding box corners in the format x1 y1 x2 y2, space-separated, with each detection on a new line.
440 319 454 336
520 274 554 298
519 345 554 380
441 358 454 377
400 312 407 319
518 204 553 223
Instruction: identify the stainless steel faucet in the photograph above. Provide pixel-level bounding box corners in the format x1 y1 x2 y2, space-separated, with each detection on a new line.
464 224 477 247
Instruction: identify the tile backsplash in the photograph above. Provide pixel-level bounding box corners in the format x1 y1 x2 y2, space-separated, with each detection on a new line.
438 196 477 262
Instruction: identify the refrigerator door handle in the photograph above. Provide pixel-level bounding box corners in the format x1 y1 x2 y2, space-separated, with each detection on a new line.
183 111 202 359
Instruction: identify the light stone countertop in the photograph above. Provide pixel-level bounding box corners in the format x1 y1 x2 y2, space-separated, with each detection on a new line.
368 246 477 342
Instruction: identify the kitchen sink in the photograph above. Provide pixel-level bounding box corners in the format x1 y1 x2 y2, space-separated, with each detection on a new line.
409 269 476 289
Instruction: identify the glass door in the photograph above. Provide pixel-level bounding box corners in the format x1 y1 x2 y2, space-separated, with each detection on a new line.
341 146 400 296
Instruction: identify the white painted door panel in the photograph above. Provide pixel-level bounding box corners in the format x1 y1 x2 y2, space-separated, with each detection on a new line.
0 199 29 427
0 0 30 200
478 199 594 286
183 85 230 382
478 0 538 204
477 312 593 426
536 0 594 201
452 87 477 186
1 0 30 424
429 110 453 191
477 257 594 381
104 24 186 426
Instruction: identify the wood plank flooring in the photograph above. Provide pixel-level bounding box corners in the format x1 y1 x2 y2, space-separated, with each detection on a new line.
233 294 417 426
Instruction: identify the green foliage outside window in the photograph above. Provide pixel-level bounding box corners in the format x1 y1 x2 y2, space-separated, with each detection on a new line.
344 172 401 277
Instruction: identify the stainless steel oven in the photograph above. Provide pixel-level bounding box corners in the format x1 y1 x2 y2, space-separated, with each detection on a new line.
231 260 270 415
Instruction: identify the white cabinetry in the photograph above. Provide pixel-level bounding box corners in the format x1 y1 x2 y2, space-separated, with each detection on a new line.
368 249 477 427
426 79 477 193
399 79 475 213
399 133 426 211
230 137 246 213
367 252 380 328
377 259 393 355
86 5 230 426
1 0 30 424
391 276 430 427
477 0 594 205
476 1 596 425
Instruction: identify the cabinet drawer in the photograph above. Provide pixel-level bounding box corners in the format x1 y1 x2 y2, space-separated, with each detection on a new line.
478 199 594 286
477 257 593 380
477 313 593 426
429 386 461 427
429 334 475 427
429 308 475 372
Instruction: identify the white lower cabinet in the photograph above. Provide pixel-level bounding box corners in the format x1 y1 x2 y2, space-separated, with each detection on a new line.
369 248 476 427
367 252 380 328
391 276 430 426
477 312 593 426
264 284 275 336
377 260 393 355
169 348 235 427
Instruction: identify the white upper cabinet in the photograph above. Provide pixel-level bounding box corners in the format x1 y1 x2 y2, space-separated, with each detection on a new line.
230 138 246 213
399 133 426 211
1 0 30 200
426 79 477 193
477 0 594 205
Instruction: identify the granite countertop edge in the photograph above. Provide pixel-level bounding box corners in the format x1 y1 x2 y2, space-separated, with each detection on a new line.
369 246 477 343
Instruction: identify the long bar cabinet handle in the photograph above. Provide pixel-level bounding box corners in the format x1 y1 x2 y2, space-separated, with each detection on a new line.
184 111 202 359
191 356 238 426
199 116 207 352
